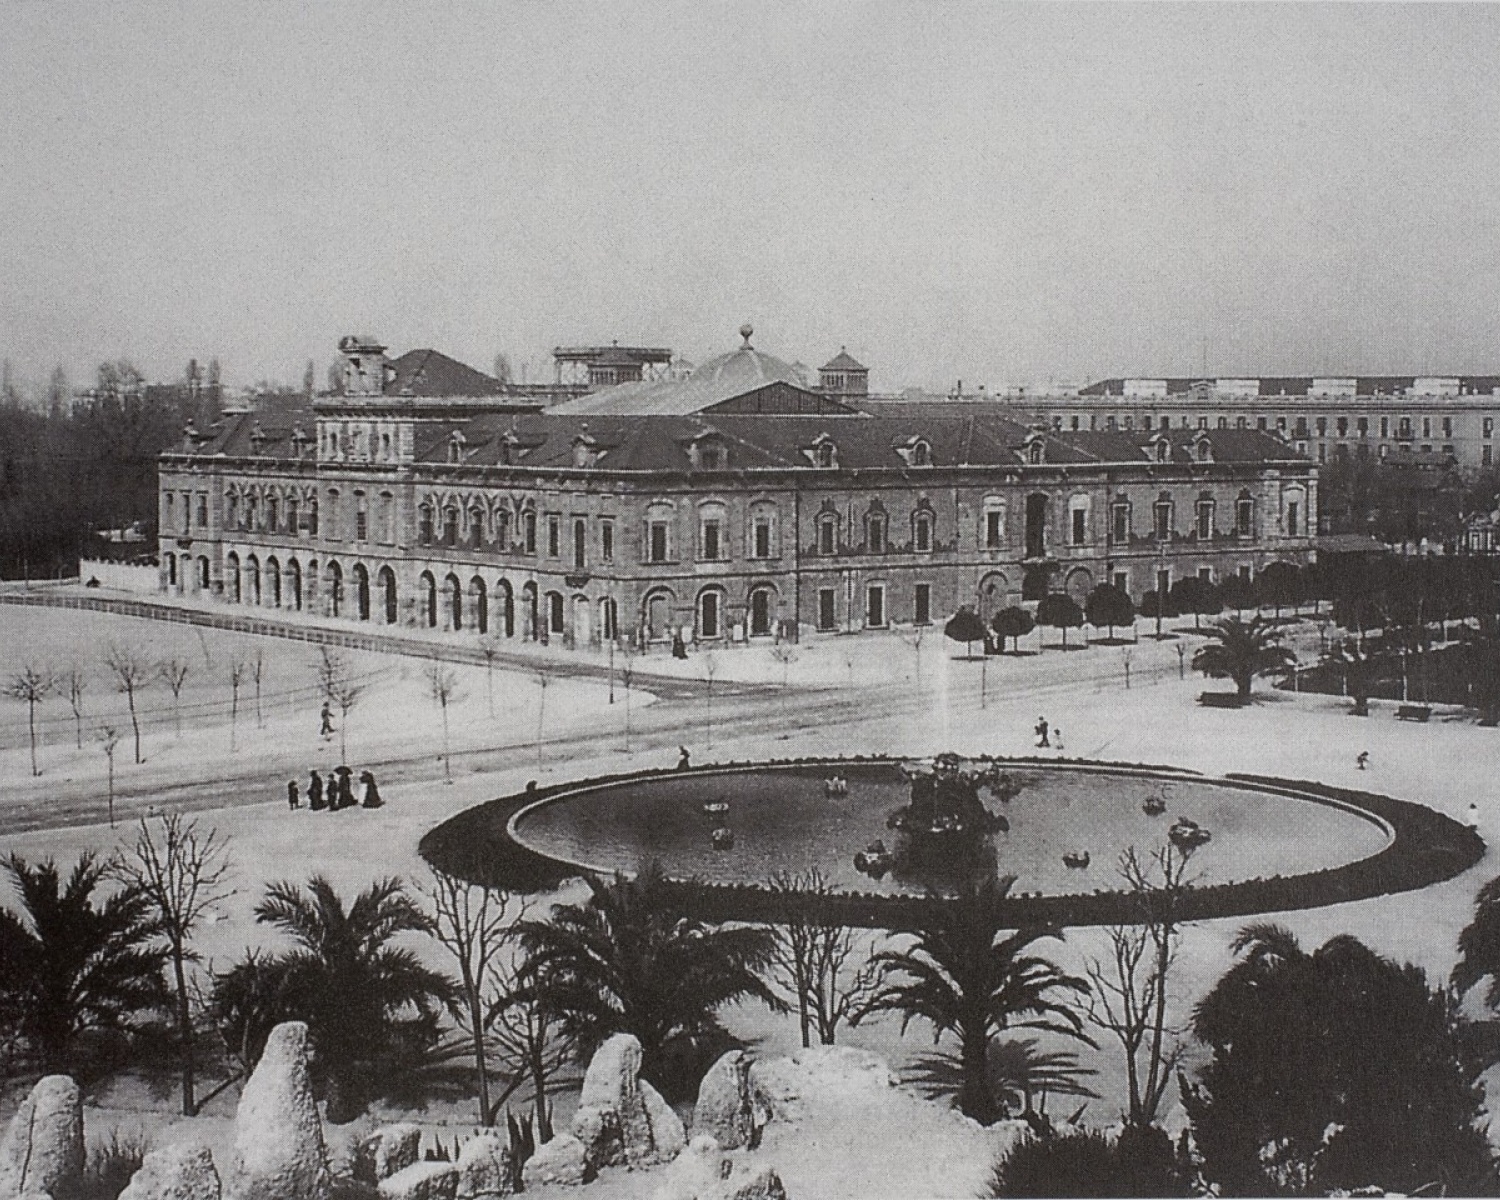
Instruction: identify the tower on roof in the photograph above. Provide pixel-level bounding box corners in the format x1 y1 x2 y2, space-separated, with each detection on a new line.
819 346 868 397
338 335 391 397
552 341 674 390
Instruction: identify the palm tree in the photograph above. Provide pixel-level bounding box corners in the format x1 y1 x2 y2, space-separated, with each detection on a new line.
513 863 781 1095
853 875 1091 1125
218 876 453 1122
0 853 169 1073
1191 614 1295 701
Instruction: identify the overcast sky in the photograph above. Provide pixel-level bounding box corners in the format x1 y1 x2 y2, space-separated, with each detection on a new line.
3 2 1499 394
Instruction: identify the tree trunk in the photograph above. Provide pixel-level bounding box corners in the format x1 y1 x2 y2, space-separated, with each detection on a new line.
470 992 491 1125
129 692 142 763
27 700 38 776
958 1021 998 1125
172 948 196 1116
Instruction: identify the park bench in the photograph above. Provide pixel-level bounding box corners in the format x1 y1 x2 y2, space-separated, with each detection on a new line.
1198 692 1244 708
1395 704 1432 723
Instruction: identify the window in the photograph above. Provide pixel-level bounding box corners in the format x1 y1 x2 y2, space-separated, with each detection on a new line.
1318 444 1327 462
381 432 391 460
307 497 318 537
818 442 836 468
1071 508 1086 546
1196 500 1214 539
1256 417 1268 431
1112 502 1129 544
468 509 483 549
1217 416 1228 429
1236 417 1248 429
1399 417 1412 439
914 513 932 552
914 583 931 625
1486 446 1493 466
1153 498 1172 540
1444 416 1454 438
418 504 434 545
866 584 885 628
326 491 340 540
601 520 614 562
1236 497 1253 537
868 515 885 554
702 518 722 560
267 498 279 532
354 493 368 542
196 494 208 527
1123 415 1134 430
1198 567 1213 582
226 494 239 529
700 591 721 639
287 498 299 535
165 494 175 529
754 520 772 559
1381 416 1390 437
985 510 1003 549
1196 415 1207 429
1113 572 1127 592
818 589 836 632
548 591 565 634
1295 417 1308 437
1143 416 1152 430
1423 417 1432 438
496 510 510 550
443 506 458 547
1276 416 1287 433
819 515 837 556
573 518 586 570
1287 501 1300 537
1357 417 1368 437
378 493 394 543
1486 418 1495 439
911 441 931 466
1070 416 1080 431
1337 416 1348 437
246 496 258 531
547 515 560 557
524 511 537 553
649 522 668 563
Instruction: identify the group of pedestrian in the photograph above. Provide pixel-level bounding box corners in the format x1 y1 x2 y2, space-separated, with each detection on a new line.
1034 716 1063 753
287 767 383 812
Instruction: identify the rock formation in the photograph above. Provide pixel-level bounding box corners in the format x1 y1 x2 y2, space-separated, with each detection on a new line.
118 1143 223 1200
521 1135 587 1189
722 1166 788 1200
222 1021 332 1200
354 1126 421 1186
569 1033 685 1170
375 1162 458 1200
692 1051 766 1150
453 1131 508 1200
648 1136 733 1200
0 1075 84 1200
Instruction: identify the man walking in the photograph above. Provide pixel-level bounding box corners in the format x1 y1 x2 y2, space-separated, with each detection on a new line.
320 701 334 739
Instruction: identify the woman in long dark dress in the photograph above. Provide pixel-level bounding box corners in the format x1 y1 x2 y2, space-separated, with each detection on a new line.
308 770 325 811
335 767 355 810
359 770 383 808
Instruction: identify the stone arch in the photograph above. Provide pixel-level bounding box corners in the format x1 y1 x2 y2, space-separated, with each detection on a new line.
470 575 488 635
226 551 242 603
246 554 261 605
287 559 303 611
521 580 539 640
696 584 727 641
747 581 777 637
420 570 437 628
599 595 619 642
353 563 371 621
1064 566 1094 608
377 566 397 624
977 571 1011 622
445 572 463 631
197 556 210 591
265 556 281 607
545 589 566 638
641 587 676 643
324 560 343 618
496 577 515 638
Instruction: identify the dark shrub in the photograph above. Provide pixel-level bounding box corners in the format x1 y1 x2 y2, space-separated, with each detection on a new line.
991 1125 1189 1198
78 1128 149 1200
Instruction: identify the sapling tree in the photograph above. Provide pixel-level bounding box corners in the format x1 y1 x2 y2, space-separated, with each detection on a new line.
251 649 265 729
424 662 462 783
316 647 363 762
7 663 55 776
533 668 549 768
770 644 798 733
476 634 502 717
104 643 150 764
158 657 191 737
228 660 247 752
767 869 879 1047
63 665 87 749
114 812 232 1115
98 725 120 827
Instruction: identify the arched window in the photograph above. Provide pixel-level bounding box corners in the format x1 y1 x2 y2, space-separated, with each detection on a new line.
495 509 510 550
166 553 177 586
420 571 437 628
749 587 773 637
818 442 836 468
246 495 258 531
911 440 931 467
913 511 933 552
1028 441 1044 465
698 590 722 639
381 432 392 460
266 557 281 606
267 497 279 533
226 552 241 603
523 510 537 554
468 506 484 550
354 491 368 542
418 504 434 545
818 514 838 556
866 511 886 554
443 506 459 547
547 590 565 635
287 497 300 535
226 493 239 529
1153 493 1174 540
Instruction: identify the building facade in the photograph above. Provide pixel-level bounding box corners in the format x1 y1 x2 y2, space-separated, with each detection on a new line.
157 338 1318 647
1019 376 1500 471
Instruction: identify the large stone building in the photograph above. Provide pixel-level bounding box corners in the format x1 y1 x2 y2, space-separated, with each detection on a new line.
157 332 1317 647
1016 376 1500 471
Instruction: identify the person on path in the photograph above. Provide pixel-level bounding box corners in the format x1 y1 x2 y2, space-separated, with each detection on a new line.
336 767 355 809
1035 716 1050 748
320 701 334 739
359 770 383 809
1356 751 1370 771
1053 728 1064 755
287 780 300 810
677 745 691 771
308 770 325 811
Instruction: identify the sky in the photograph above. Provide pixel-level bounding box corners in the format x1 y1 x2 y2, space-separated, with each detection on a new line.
3 2 1500 395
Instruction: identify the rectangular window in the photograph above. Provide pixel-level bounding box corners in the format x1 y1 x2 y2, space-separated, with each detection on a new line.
1113 571 1128 592
1444 416 1454 438
1157 569 1171 597
1336 416 1348 437
1112 504 1129 543
1143 416 1152 430
1070 415 1080 431
1423 417 1432 438
819 518 836 556
165 494 175 529
547 515 560 557
1486 445 1494 466
868 518 884 554
754 521 771 559
914 583 931 625
1071 508 1086 546
1318 444 1327 462
700 592 720 639
1197 502 1213 539
1257 416 1268 431
1486 417 1495 438
818 588 836 632
1198 566 1213 582
573 518 586 570
1236 499 1253 536
524 511 537 554
226 495 238 529
196 494 208 528
180 492 191 532
1357 417 1368 437
495 510 510 550
650 522 668 563
1295 417 1308 437
985 510 1003 549
914 515 931 552
1154 503 1171 540
1381 416 1390 437
601 520 614 562
702 519 721 561
267 498 278 532
1287 502 1300 537
355 510 368 542
866 585 885 628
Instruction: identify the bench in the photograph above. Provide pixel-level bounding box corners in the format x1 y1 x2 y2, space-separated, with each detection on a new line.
1198 692 1245 709
1395 705 1432 723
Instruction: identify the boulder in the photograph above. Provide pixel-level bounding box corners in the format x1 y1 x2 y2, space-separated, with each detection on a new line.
354 1126 421 1185
521 1135 586 1189
453 1131 508 1200
640 1081 686 1162
223 1021 331 1200
570 1034 682 1167
692 1051 764 1150
0 1075 85 1200
323 1121 374 1183
119 1143 222 1200
649 1136 731 1200
376 1162 458 1200
720 1167 788 1200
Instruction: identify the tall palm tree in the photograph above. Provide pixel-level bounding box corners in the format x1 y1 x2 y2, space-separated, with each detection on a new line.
853 875 1090 1125
0 853 168 1073
513 863 781 1094
1191 614 1295 701
216 876 453 1122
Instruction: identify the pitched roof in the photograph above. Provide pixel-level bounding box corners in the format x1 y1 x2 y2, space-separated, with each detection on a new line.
821 348 867 372
549 343 815 416
387 349 505 397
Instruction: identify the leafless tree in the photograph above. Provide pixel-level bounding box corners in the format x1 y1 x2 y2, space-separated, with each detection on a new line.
98 725 120 826
425 662 462 782
1085 841 1196 1129
228 659 247 752
770 644 798 734
767 869 881 1048
900 624 925 690
316 646 363 762
250 649 265 729
476 635 502 717
533 669 549 768
158 656 191 737
63 664 87 749
7 663 55 776
703 650 720 751
104 643 150 763
619 643 636 753
114 812 232 1115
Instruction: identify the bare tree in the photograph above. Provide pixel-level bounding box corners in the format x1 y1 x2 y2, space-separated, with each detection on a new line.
316 646 363 762
63 665 87 749
770 645 798 734
98 725 120 826
1085 842 1196 1130
490 976 568 1141
900 624 925 690
302 359 316 397
251 649 266 729
619 643 636 753
533 669 548 768
425 662 462 783
104 643 150 763
703 650 720 751
7 663 55 776
158 657 191 737
115 813 232 1115
228 659 247 752
767 869 879 1048
492 353 512 385
476 635 502 717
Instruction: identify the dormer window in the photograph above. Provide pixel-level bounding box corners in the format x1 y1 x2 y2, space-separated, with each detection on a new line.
1147 434 1171 463
691 435 728 471
572 436 598 469
1195 436 1214 463
818 441 837 469
498 432 520 466
448 432 466 464
1021 433 1046 466
906 439 933 467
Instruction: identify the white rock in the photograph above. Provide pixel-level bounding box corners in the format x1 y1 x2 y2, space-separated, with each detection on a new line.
521 1135 586 1189
223 1021 331 1200
355 1125 421 1184
453 1130 508 1199
717 1166 788 1200
0 1075 85 1200
119 1143 222 1200
571 1034 680 1167
649 1136 731 1200
376 1161 458 1200
693 1051 762 1150
641 1080 686 1161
